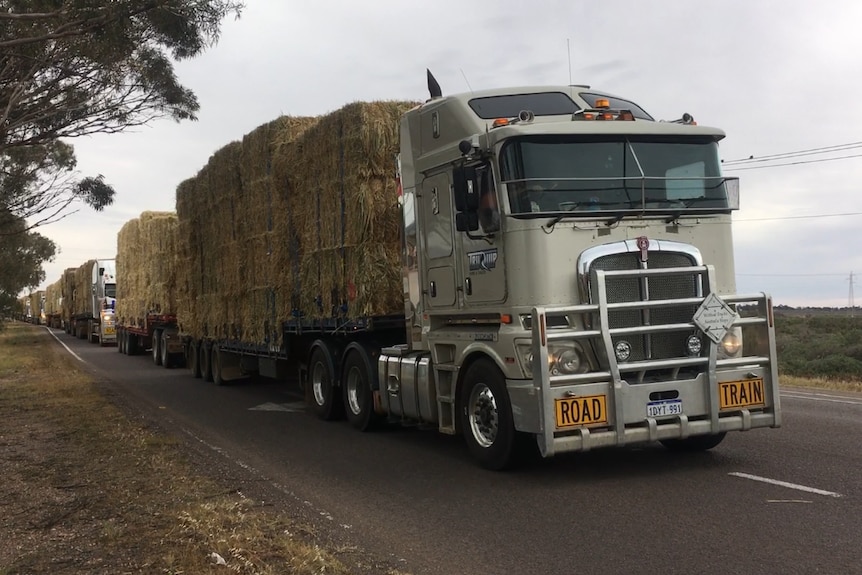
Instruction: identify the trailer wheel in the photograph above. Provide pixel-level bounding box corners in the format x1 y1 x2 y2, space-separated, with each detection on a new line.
342 348 381 431
127 332 139 356
307 345 343 420
118 329 126 354
660 433 726 452
200 341 214 382
212 343 230 386
160 330 173 368
188 339 202 378
459 358 532 470
88 320 98 344
152 328 163 366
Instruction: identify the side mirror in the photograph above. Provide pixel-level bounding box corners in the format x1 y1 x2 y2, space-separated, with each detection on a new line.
453 166 479 211
725 177 740 210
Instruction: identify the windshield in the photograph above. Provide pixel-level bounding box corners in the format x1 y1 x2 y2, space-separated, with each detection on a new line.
105 283 117 299
500 136 730 215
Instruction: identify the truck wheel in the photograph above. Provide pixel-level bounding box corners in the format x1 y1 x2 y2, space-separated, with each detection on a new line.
212 343 229 386
152 329 163 366
160 331 172 368
188 339 202 378
660 433 726 452
342 348 381 431
118 329 126 354
88 320 98 344
459 358 528 470
127 333 139 356
307 345 343 420
200 342 214 382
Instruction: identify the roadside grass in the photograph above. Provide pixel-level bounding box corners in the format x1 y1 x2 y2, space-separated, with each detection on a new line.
0 323 361 574
779 374 862 393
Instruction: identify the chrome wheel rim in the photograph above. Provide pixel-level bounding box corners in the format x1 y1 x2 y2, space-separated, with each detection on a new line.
312 362 327 406
345 365 362 416
468 384 498 448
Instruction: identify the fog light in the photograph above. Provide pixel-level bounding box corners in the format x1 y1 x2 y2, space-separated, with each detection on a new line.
615 340 632 362
685 335 702 356
721 332 741 356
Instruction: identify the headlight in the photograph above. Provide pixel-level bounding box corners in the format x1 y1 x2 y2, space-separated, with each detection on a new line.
517 342 589 377
720 329 742 357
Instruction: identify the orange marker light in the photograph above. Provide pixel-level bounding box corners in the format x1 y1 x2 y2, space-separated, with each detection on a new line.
595 98 610 108
492 118 510 127
500 314 512 324
600 112 614 120
583 112 595 120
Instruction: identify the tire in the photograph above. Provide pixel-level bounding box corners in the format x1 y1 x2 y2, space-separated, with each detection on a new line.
306 345 343 420
342 347 382 431
200 341 214 383
88 320 98 344
459 358 532 470
127 332 139 356
188 339 202 379
660 433 726 452
212 344 230 386
118 329 126 354
160 330 171 368
152 329 162 366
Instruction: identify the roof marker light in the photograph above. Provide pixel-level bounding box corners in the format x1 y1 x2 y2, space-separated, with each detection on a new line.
595 98 610 108
492 118 510 128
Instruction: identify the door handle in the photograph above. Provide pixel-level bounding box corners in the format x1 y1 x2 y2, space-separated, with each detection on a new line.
429 281 437 298
465 277 472 296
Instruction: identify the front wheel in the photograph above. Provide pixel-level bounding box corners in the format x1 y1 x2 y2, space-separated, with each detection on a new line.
660 432 726 452
459 358 531 470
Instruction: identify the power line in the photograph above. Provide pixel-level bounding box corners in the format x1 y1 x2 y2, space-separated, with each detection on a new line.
723 141 862 165
737 273 848 277
723 153 862 171
734 211 862 222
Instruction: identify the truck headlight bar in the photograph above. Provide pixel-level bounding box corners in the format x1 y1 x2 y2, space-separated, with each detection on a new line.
518 342 590 377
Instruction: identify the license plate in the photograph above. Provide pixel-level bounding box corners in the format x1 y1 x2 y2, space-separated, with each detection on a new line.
719 378 765 409
104 327 116 335
647 399 682 419
555 394 608 428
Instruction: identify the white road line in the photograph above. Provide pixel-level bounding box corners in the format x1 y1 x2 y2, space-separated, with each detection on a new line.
43 326 85 363
729 472 843 498
781 392 862 406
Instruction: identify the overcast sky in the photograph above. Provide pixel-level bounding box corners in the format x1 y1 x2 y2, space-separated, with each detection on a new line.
31 0 862 307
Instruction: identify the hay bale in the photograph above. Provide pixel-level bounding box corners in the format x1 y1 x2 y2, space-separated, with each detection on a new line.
176 102 415 344
116 211 179 328
71 260 96 317
60 267 76 324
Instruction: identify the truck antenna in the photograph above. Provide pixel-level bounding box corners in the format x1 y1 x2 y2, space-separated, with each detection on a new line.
460 68 474 93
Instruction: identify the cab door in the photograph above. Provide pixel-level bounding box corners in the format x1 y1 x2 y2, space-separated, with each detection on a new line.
419 171 458 310
457 163 507 305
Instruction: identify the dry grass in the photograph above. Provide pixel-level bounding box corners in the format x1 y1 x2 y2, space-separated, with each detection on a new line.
0 323 376 574
780 374 862 393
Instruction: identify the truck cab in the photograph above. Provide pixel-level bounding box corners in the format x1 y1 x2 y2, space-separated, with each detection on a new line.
385 82 780 469
90 259 117 345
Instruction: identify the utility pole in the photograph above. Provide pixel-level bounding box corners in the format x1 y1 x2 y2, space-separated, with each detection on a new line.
849 271 858 316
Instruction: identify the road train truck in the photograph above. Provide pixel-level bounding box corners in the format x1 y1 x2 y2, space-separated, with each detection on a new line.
69 259 117 345
144 76 780 469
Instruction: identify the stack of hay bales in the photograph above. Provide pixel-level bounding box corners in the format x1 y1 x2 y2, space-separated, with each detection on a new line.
28 290 44 323
44 278 62 326
71 260 96 318
116 211 179 328
176 100 415 346
60 267 76 327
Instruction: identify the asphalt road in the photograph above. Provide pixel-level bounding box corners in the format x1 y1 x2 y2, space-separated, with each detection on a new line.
48 328 862 575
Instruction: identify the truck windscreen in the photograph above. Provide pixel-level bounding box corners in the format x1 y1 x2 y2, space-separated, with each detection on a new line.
500 136 729 215
105 283 116 298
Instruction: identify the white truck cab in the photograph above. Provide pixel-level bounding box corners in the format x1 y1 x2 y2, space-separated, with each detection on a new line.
382 77 780 469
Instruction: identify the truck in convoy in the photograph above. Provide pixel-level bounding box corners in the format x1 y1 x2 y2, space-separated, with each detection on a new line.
44 278 63 328
68 259 117 345
110 74 780 469
115 212 184 366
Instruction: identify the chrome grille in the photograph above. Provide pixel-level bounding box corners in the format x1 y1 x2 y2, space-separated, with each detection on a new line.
589 251 701 365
